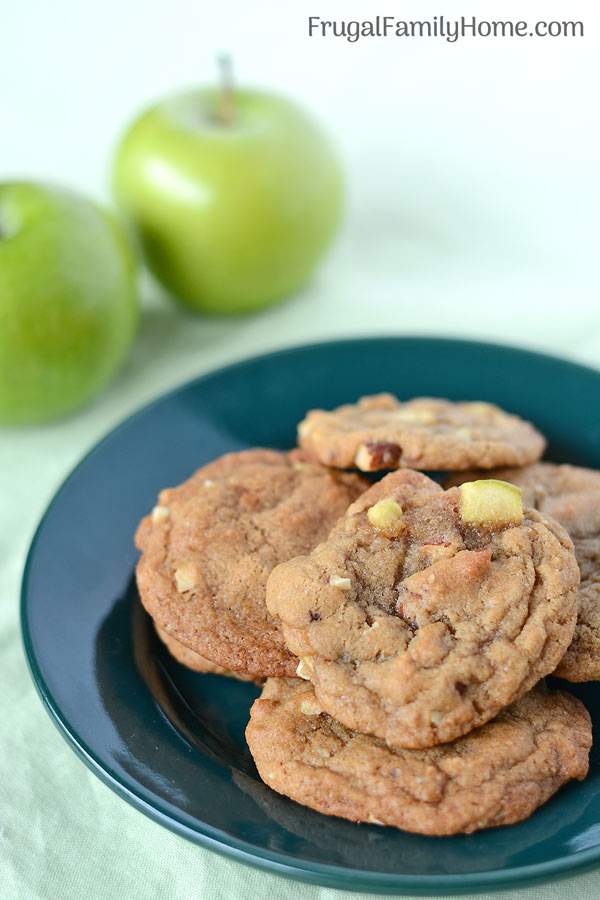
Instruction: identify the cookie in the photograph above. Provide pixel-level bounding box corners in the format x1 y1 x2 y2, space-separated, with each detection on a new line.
135 449 367 679
246 679 591 835
266 470 579 748
154 624 256 681
298 394 545 471
235 756 593 873
447 463 600 682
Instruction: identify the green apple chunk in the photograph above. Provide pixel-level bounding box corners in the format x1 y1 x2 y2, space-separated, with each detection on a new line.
112 88 344 314
367 497 404 534
459 479 524 528
0 182 138 425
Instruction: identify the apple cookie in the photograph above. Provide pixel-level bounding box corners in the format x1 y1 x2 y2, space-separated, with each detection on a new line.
246 679 591 835
298 394 546 471
154 624 257 681
135 449 367 679
266 471 579 748
447 463 600 682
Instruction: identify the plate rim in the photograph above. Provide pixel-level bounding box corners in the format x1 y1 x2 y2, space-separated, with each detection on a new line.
20 335 600 895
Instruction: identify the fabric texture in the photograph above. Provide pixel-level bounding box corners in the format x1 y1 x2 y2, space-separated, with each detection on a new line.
2 295 600 899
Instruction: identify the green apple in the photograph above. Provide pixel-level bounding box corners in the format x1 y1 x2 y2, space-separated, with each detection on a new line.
112 86 344 314
0 182 138 425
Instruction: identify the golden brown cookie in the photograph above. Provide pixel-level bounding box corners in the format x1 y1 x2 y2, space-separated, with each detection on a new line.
246 679 591 835
298 394 545 471
136 449 367 679
154 624 256 681
266 470 579 748
447 463 600 682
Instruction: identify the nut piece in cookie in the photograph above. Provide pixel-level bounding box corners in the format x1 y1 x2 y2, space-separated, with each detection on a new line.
298 394 546 471
355 441 402 471
246 679 591 836
135 449 368 680
266 469 579 749
448 462 600 683
459 479 524 528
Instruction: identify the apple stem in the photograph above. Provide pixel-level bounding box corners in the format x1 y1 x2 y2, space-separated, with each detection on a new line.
216 53 235 126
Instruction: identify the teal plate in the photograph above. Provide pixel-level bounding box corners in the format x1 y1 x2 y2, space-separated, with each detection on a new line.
21 338 600 895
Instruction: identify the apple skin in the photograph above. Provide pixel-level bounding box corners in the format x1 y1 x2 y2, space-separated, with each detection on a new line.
0 182 138 425
112 89 344 314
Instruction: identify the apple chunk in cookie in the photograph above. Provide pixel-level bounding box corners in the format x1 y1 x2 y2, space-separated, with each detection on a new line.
297 394 546 471
459 479 524 528
448 463 600 682
266 471 579 749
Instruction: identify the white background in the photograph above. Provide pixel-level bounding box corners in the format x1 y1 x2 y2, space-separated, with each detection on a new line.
2 6 600 898
2 0 599 364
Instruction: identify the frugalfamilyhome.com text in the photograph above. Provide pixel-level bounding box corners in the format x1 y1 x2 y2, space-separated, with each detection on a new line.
307 15 585 44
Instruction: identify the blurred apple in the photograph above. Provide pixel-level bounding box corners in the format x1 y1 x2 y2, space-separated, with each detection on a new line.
0 182 138 425
113 74 344 314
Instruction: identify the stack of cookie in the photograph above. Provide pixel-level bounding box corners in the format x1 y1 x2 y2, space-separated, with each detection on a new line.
135 395 596 836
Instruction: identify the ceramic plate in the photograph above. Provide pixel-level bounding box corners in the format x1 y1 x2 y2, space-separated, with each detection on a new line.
21 338 600 895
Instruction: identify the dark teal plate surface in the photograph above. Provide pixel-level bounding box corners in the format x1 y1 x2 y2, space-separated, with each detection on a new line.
21 338 600 895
